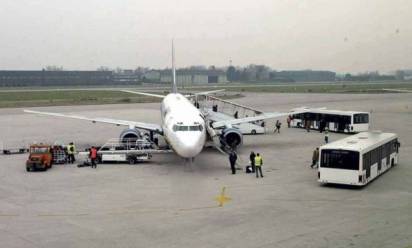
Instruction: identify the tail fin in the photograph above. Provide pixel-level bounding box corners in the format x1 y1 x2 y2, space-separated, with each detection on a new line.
171 40 178 93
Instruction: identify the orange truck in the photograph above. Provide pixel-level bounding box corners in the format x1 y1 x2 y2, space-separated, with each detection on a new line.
26 144 53 172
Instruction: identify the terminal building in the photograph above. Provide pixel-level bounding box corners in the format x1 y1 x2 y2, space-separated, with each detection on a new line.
0 70 113 87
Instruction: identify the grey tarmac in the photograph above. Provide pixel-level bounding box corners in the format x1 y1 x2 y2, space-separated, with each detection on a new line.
0 92 411 248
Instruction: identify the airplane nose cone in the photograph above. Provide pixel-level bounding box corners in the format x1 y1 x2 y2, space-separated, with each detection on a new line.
175 133 205 158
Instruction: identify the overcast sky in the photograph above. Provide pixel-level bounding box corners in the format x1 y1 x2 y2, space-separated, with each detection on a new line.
0 0 411 73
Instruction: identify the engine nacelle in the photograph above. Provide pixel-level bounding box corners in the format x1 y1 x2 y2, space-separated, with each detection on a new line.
119 128 142 143
220 128 243 148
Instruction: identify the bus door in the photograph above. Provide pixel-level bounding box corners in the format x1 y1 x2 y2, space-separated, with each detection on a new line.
338 116 351 132
363 153 371 179
377 146 382 171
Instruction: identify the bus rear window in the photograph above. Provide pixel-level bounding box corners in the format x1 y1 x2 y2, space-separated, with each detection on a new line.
354 114 369 124
321 149 359 170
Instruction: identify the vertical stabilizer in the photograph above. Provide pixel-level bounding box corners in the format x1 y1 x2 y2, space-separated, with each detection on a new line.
171 40 178 93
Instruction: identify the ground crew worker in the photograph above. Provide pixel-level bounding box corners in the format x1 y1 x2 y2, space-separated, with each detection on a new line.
249 151 256 173
287 115 291 128
305 119 310 132
254 153 263 178
324 128 329 143
229 151 237 174
274 120 281 133
311 147 319 168
67 142 76 164
90 146 98 168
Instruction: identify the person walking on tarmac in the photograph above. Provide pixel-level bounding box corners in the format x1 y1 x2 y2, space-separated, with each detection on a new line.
311 147 319 168
249 151 256 173
287 115 292 128
274 120 282 133
254 153 263 178
90 146 98 168
67 142 76 164
324 128 329 144
229 151 238 174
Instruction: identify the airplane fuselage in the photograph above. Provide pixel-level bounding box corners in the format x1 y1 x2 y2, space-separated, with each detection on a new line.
160 93 206 158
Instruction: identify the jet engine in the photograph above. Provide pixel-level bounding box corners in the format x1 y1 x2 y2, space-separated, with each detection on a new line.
220 128 243 149
119 128 142 143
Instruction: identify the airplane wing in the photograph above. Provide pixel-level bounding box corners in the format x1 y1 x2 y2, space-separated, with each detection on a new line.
187 89 225 96
205 95 263 114
382 88 412 93
211 112 289 129
120 90 166 98
209 107 315 129
24 110 163 133
122 89 224 98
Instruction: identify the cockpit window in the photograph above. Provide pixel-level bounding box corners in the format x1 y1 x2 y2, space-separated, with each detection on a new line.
190 125 204 131
173 124 203 132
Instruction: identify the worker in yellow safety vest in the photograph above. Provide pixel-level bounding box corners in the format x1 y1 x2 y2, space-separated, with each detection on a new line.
67 142 76 164
254 153 263 178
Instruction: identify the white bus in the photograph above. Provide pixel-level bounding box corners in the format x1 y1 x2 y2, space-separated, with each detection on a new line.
291 109 369 133
318 132 400 186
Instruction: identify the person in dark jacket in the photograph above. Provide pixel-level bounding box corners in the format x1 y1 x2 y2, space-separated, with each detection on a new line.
229 151 238 174
249 151 256 173
274 120 282 133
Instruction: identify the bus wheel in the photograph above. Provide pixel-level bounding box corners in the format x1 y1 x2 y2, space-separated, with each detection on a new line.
251 130 257 135
128 157 136 165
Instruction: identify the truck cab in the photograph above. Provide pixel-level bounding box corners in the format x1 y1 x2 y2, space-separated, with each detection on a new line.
26 145 53 171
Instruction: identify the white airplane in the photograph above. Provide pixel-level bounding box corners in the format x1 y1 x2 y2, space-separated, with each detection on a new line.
24 44 301 160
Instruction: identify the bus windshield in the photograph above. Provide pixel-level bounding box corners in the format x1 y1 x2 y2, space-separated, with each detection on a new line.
321 149 359 170
353 113 369 124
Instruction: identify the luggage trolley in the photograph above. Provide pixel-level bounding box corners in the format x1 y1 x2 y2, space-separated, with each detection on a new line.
52 145 67 164
97 138 172 164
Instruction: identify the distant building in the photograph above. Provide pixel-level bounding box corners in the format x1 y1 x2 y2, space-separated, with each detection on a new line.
273 70 336 82
0 70 113 87
112 69 140 84
144 69 227 84
143 70 161 82
394 70 412 80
